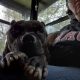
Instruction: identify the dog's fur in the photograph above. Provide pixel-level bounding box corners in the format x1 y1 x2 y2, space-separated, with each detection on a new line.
0 20 48 80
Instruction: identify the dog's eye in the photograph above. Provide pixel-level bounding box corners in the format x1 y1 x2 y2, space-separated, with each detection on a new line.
36 27 44 33
11 28 21 33
36 31 46 43
10 26 24 38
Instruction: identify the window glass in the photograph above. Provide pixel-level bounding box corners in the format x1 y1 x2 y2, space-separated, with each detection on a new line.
46 19 70 34
38 0 69 33
0 4 24 53
0 22 9 53
0 4 23 22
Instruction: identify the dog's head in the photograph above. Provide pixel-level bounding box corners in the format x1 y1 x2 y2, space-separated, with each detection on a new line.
4 20 47 57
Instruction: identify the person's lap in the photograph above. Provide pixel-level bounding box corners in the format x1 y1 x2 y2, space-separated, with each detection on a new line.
46 65 80 80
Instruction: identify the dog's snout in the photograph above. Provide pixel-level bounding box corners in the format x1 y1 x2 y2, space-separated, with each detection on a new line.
22 34 36 43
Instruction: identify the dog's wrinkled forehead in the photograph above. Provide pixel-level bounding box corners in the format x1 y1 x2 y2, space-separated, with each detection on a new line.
10 20 45 32
7 20 47 39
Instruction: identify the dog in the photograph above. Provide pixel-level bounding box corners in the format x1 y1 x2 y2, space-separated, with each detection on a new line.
0 20 48 80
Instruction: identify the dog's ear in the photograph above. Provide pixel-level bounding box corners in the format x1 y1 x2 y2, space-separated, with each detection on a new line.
40 22 48 36
41 22 45 27
11 20 16 26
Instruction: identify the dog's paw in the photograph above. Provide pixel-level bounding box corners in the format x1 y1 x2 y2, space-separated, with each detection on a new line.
24 55 48 80
4 51 28 66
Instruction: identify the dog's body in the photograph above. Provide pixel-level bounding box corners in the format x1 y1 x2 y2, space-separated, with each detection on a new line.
0 20 48 80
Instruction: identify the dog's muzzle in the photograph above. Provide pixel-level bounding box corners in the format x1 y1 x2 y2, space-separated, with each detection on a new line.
21 33 37 44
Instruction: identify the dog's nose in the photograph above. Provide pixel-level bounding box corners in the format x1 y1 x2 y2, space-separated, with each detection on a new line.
22 33 36 44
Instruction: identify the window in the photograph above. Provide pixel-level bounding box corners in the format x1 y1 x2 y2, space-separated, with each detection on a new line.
46 19 70 34
0 4 23 22
38 0 69 33
0 22 9 53
0 4 25 53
